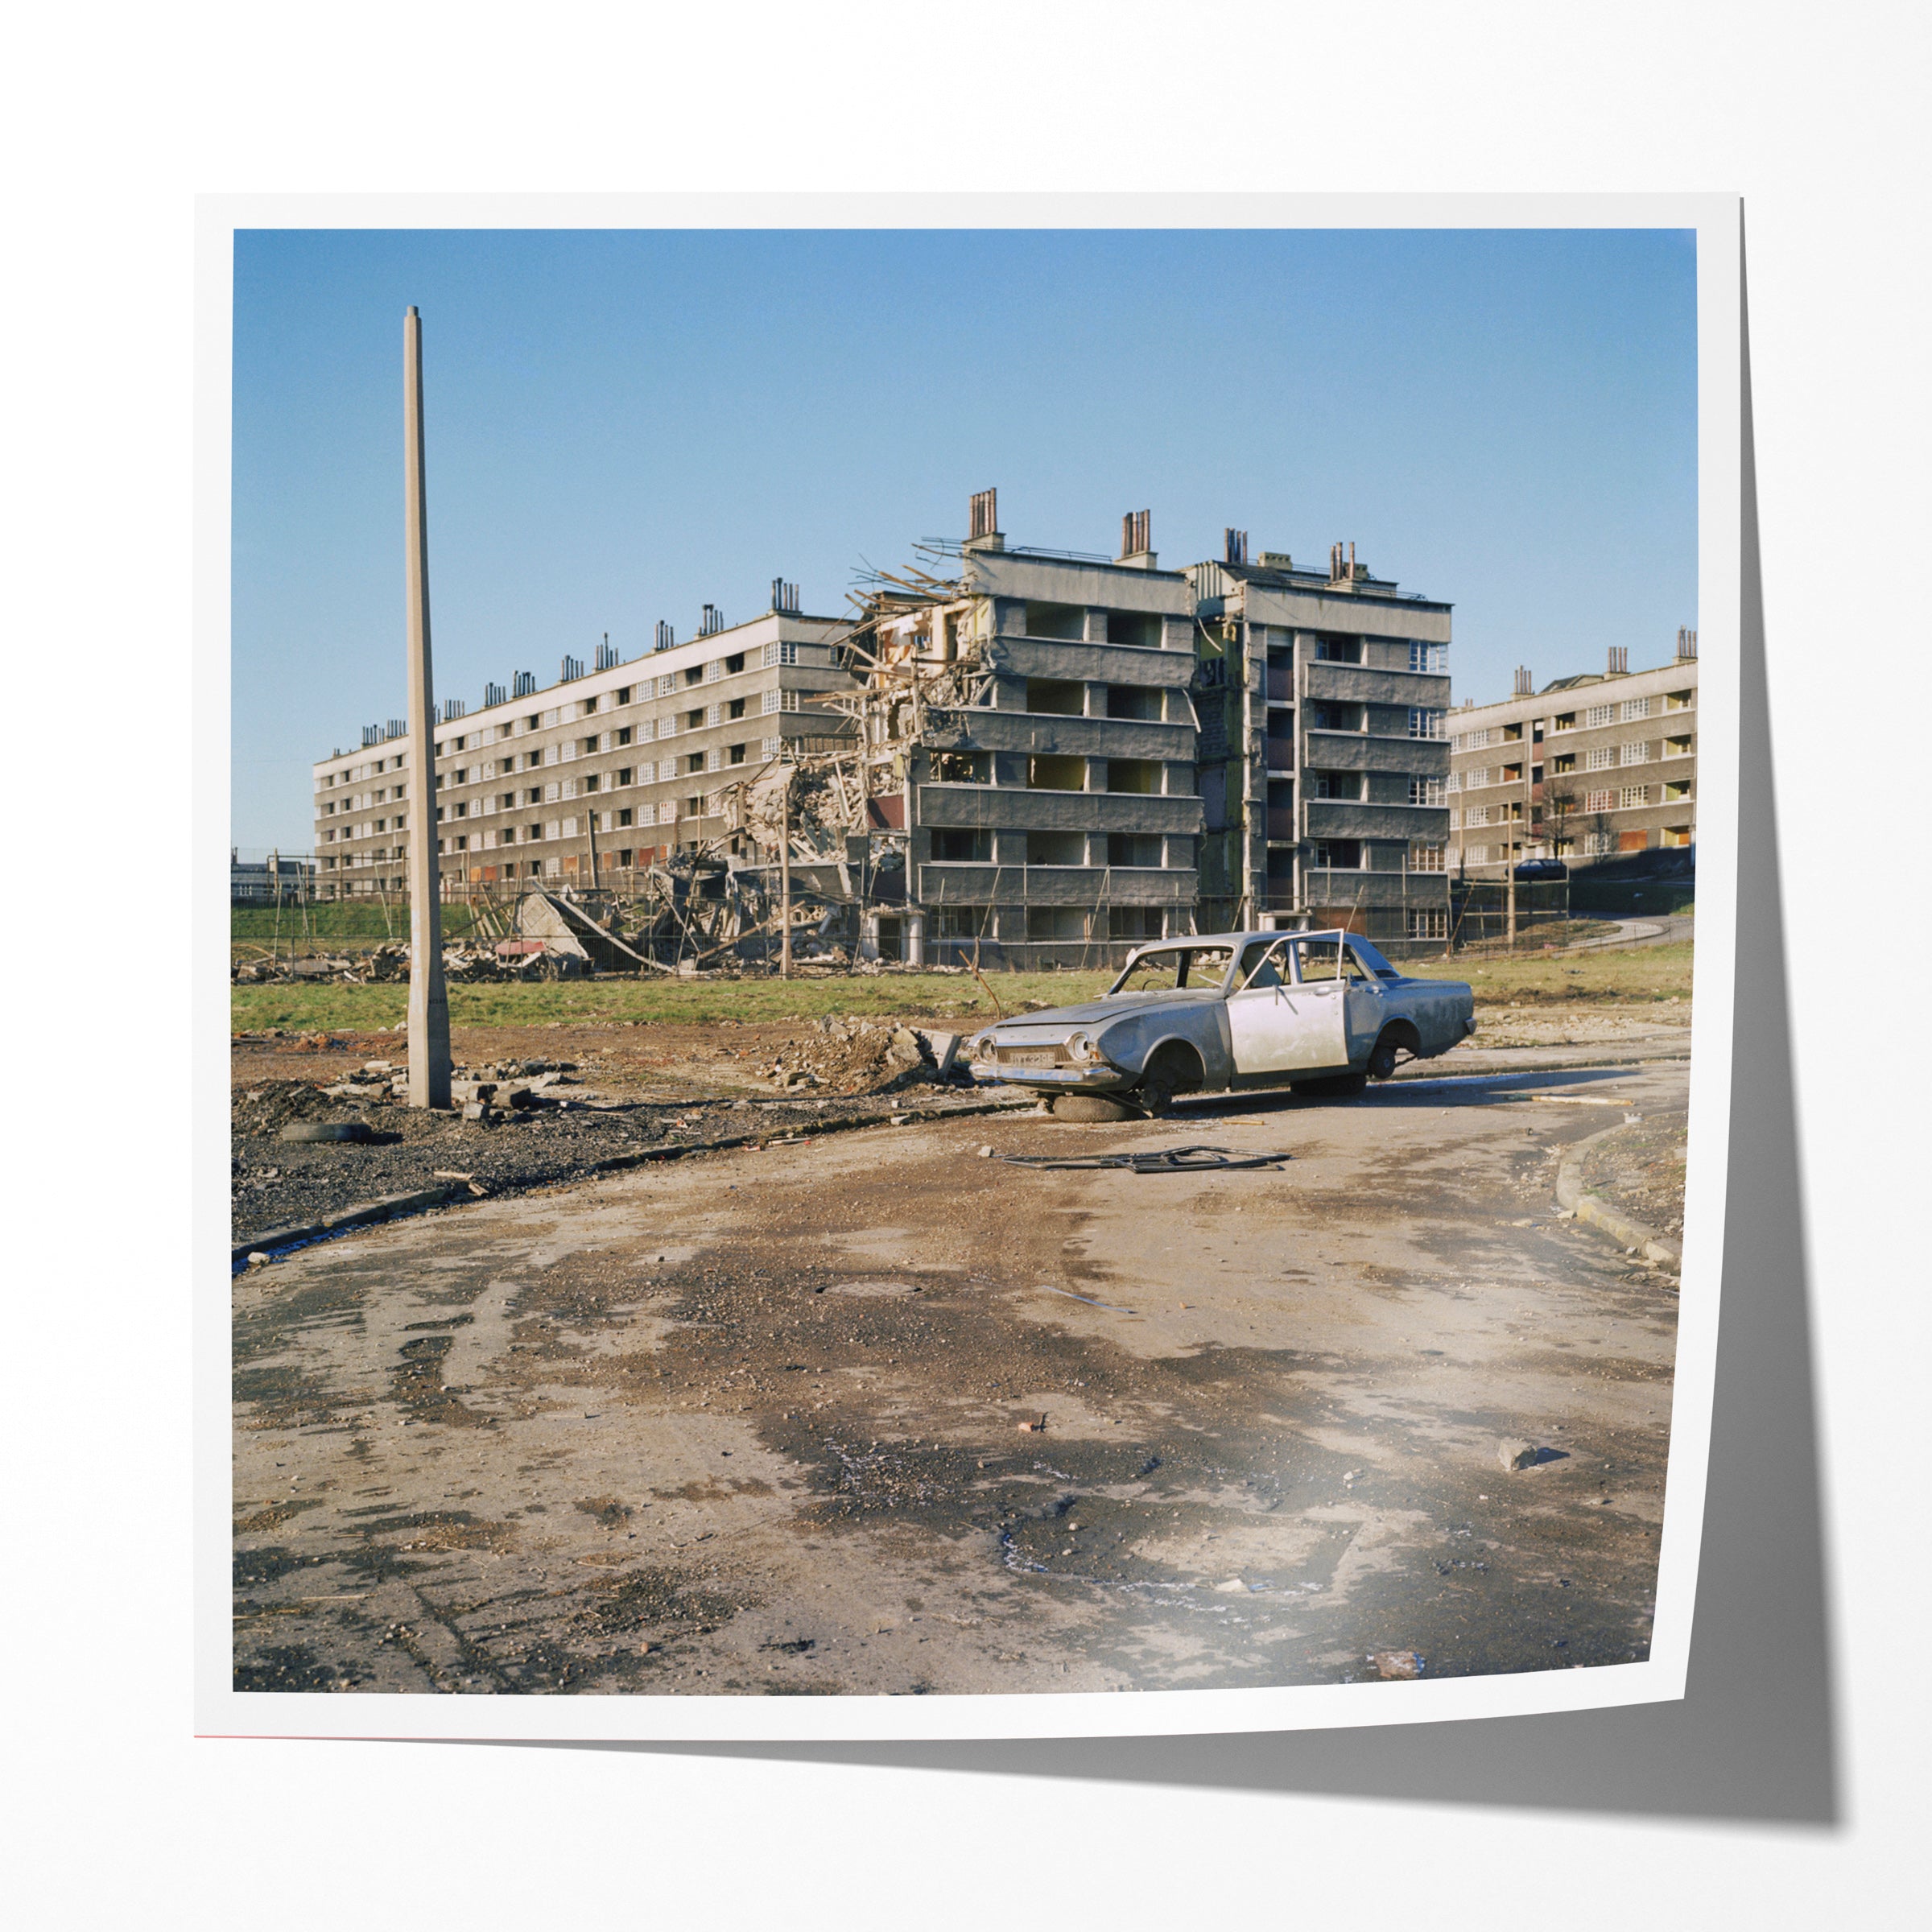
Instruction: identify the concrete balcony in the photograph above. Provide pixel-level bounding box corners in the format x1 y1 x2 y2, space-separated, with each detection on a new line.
1302 867 1451 907
1303 729 1451 774
916 782 1204 836
985 634 1199 687
924 708 1194 762
919 861 1195 907
1306 799 1451 843
1304 663 1451 708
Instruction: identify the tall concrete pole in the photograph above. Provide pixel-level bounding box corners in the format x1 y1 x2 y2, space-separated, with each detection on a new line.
403 306 452 1108
779 772 793 979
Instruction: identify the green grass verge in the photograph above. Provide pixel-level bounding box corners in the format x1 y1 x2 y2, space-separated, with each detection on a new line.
230 970 1122 1035
232 901 494 948
231 939 1695 1035
1403 939 1695 1004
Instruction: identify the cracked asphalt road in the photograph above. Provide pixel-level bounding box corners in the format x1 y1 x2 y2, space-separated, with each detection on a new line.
232 1052 1685 1699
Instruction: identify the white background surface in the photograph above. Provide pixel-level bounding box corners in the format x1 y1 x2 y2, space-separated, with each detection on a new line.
7 4 1924 1925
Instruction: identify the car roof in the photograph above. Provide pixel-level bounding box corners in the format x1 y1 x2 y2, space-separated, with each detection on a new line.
1130 930 1358 949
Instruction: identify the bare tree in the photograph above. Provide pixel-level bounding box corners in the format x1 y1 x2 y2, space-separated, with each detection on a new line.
1583 802 1616 864
1543 780 1579 861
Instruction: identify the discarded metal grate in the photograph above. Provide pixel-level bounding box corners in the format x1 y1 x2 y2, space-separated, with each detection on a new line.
993 1144 1292 1174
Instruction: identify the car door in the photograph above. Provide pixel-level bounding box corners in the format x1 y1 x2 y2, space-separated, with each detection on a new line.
1226 938 1348 1075
1340 943 1391 1061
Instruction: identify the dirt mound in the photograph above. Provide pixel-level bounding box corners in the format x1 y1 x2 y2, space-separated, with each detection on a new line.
233 1079 359 1135
758 1018 963 1096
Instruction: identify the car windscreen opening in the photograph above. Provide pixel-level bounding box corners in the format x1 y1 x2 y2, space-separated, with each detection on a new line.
1110 946 1235 994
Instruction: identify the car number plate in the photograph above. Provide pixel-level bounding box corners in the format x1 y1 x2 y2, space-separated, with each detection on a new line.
1004 1049 1056 1067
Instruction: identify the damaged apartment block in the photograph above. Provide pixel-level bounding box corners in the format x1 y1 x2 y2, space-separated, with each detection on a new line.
787 491 1206 968
1188 535 1454 951
311 493 1458 970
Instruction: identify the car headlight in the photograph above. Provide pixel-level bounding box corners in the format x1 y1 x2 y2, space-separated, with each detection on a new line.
1066 1031 1096 1064
968 1032 997 1063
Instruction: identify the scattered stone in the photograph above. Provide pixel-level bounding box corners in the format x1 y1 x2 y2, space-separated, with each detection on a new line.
1018 1414 1048 1434
1213 1577 1249 1594
462 1101 494 1124
1500 1439 1540 1472
278 1121 372 1144
1370 1650 1424 1680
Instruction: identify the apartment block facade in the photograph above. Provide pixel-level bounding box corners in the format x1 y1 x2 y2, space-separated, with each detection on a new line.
1187 539 1454 948
308 502 1460 960
1447 638 1699 872
312 601 853 894
894 510 1205 960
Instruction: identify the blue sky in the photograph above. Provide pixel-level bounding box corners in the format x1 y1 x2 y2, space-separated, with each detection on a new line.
231 225 1696 849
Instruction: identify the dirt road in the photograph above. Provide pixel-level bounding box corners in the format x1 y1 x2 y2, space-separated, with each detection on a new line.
233 1053 1684 1699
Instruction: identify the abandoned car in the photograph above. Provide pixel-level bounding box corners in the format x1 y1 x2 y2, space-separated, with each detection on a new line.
965 930 1476 1112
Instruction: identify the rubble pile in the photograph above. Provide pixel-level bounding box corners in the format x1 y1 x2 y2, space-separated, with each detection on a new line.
232 1079 358 1136
232 940 571 985
758 1018 964 1096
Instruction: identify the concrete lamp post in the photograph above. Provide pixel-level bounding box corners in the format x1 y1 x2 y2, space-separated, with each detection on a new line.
403 305 452 1108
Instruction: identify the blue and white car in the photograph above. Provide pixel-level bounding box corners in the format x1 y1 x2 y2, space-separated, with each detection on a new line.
965 930 1476 1113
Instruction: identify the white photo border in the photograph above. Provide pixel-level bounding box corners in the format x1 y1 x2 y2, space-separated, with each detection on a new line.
197 191 1740 1744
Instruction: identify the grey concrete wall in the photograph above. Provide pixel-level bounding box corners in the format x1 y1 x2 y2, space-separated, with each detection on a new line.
989 637 1199 687
917 784 1205 836
929 710 1194 762
1303 663 1450 709
1305 800 1451 844
1302 730 1450 774
962 551 1196 617
918 862 1195 907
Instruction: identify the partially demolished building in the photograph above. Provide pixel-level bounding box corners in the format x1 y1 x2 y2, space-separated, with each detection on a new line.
309 493 1455 966
791 490 1205 967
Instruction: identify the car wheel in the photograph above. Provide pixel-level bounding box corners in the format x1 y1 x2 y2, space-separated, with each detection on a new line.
1366 1034 1400 1081
1134 1075 1174 1117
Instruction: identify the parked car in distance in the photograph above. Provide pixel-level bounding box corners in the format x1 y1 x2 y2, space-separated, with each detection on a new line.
965 930 1477 1113
1512 857 1569 881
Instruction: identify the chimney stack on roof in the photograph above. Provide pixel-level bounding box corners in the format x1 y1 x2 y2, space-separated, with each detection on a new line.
1676 626 1698 660
1513 667 1534 698
1119 508 1154 566
965 487 1003 551
1608 646 1629 675
1329 541 1366 584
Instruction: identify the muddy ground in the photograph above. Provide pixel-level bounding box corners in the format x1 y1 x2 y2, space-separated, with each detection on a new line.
231 1005 1691 1245
233 1029 1687 1699
230 1021 983 1243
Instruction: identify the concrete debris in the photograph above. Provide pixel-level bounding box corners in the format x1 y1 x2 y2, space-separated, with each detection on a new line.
755 1016 973 1097
1370 1650 1425 1680
1500 1439 1541 1472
